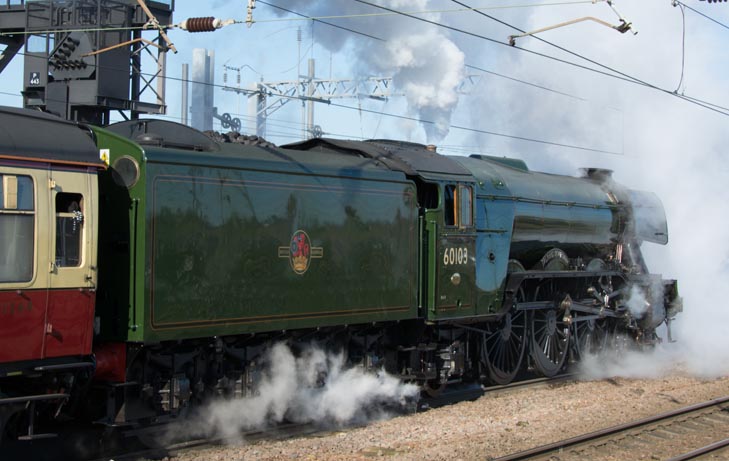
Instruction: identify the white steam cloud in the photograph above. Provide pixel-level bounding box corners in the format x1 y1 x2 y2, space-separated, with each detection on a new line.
270 0 465 142
496 2 729 381
625 285 649 319
197 343 419 442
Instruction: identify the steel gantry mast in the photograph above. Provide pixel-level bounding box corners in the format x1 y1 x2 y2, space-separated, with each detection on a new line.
222 58 480 139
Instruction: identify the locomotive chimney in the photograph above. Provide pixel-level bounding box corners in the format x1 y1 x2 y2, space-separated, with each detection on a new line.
580 168 613 182
426 144 437 152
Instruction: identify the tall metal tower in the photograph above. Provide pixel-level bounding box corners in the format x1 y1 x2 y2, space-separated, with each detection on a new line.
223 59 481 139
0 0 174 125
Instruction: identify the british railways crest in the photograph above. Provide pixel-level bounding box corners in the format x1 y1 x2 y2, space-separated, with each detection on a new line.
278 230 324 275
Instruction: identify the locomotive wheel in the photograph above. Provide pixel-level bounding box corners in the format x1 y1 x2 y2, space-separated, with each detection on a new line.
423 379 447 397
540 248 569 271
573 315 608 359
480 288 527 385
607 320 635 358
529 308 570 377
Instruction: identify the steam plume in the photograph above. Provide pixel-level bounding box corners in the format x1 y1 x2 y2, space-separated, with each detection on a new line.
199 343 419 441
270 0 465 142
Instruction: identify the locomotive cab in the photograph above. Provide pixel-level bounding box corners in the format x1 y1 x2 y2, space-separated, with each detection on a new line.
423 181 478 320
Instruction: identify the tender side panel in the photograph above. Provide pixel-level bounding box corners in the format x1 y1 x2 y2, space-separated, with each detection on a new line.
144 163 419 341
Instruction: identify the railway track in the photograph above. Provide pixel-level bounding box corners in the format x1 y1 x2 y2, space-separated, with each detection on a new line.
1 373 578 461
492 396 729 461
420 373 578 411
108 374 578 461
96 421 324 461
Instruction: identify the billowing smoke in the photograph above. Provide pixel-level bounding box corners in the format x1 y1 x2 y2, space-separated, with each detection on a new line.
195 343 419 442
269 0 465 142
492 3 729 380
625 285 649 318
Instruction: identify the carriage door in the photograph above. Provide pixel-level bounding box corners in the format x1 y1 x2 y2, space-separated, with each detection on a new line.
44 169 97 359
434 183 476 319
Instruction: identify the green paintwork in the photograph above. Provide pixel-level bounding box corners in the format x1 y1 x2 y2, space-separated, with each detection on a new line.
420 182 480 322
93 127 148 342
92 128 418 343
434 232 477 319
89 125 668 342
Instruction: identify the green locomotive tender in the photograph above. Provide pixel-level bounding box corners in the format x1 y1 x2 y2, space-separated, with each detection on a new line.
0 108 680 433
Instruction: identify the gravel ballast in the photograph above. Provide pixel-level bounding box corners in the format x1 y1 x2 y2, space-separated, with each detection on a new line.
165 371 729 461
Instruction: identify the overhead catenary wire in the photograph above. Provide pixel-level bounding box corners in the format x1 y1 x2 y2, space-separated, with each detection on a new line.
2 3 724 151
0 1 598 38
259 1 589 101
449 0 729 116
673 0 729 32
257 0 385 42
0 3 622 108
227 1 607 26
348 0 729 118
326 101 623 156
675 2 686 93
464 64 586 101
0 47 622 156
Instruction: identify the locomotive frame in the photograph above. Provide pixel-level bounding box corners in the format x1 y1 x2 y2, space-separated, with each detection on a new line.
0 108 681 440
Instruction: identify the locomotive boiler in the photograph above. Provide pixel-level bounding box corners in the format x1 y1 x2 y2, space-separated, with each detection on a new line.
0 107 681 440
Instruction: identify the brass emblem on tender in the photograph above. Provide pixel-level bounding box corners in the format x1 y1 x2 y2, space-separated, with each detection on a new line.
278 230 324 275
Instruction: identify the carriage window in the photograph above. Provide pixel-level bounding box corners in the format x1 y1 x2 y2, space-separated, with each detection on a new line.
0 174 35 282
459 185 473 228
56 193 84 267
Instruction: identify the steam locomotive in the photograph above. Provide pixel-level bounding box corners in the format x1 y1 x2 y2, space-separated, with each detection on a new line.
0 106 680 440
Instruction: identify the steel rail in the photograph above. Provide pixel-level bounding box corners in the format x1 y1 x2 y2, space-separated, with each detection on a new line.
492 395 729 461
100 374 579 461
665 438 729 461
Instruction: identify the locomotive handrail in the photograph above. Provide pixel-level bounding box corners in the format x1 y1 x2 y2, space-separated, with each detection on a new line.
479 194 618 210
0 393 69 405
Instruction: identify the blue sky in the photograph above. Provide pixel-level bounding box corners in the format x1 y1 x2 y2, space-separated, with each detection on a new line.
1 1 727 164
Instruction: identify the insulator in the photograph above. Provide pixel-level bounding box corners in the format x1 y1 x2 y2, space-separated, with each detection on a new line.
61 40 77 52
181 17 218 33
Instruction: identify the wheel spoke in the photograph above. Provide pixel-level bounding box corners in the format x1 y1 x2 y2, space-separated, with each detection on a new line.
529 282 570 377
573 315 608 360
480 289 527 385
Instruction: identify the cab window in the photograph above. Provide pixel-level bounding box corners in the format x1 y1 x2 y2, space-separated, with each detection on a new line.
55 192 84 267
0 174 35 282
459 185 473 227
444 185 456 226
444 184 473 228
